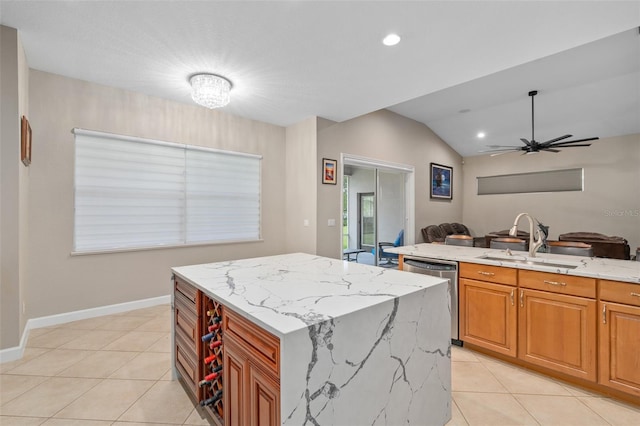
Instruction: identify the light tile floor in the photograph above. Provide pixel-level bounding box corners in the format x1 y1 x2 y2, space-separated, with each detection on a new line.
1 305 638 425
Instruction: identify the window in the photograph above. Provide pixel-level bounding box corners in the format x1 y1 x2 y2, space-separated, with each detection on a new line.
73 129 261 253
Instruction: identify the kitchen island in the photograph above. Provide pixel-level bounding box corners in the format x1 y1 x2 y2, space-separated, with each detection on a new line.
171 253 451 425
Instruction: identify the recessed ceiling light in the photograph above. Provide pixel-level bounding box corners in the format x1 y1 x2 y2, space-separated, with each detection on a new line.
477 132 486 139
382 33 401 46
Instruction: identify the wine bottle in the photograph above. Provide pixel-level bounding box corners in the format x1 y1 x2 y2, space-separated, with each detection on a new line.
209 364 222 374
200 390 223 407
208 323 221 332
201 330 220 342
206 312 222 323
204 354 217 364
198 371 222 387
209 340 222 350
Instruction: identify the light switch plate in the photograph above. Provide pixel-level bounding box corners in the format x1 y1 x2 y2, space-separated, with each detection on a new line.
328 219 336 227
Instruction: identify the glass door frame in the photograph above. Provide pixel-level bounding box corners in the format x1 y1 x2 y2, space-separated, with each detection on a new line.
341 154 415 266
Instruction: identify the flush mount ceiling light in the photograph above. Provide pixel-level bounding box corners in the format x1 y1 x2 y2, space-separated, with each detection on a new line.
190 73 232 109
382 33 401 46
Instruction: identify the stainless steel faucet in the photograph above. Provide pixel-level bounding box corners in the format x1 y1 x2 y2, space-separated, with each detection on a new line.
509 213 544 258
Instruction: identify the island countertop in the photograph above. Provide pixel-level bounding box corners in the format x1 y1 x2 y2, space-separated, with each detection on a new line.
171 252 448 338
172 252 452 425
387 243 640 284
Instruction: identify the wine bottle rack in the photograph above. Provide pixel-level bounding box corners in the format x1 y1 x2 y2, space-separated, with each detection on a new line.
201 296 224 425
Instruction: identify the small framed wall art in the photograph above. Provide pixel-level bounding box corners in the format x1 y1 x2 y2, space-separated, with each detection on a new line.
322 158 337 185
430 162 452 199
21 115 32 166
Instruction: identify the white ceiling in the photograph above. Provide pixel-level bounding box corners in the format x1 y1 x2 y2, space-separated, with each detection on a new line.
1 1 639 157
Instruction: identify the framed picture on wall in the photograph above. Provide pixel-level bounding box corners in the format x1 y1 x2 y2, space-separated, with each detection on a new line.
21 115 32 166
430 163 452 199
322 158 337 185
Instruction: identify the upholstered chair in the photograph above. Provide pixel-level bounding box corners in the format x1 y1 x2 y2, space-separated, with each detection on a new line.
445 235 474 247
490 237 528 252
548 241 594 257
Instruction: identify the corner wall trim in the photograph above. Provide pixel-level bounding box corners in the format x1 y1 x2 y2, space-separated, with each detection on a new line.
0 295 170 364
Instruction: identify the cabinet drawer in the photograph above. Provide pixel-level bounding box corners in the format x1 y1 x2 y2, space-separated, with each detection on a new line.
460 262 517 285
175 298 198 348
175 287 198 317
175 277 199 305
519 270 596 298
223 308 280 378
599 280 640 307
176 340 199 399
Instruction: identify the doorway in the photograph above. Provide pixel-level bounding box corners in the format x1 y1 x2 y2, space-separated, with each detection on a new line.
341 154 415 267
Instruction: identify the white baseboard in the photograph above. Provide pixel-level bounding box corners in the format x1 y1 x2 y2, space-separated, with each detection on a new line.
0 295 171 364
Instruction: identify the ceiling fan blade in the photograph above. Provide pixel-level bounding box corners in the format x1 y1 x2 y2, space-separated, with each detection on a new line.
549 137 599 146
541 148 561 153
520 138 531 146
479 148 522 153
486 145 522 149
539 134 572 146
490 150 521 157
548 144 592 148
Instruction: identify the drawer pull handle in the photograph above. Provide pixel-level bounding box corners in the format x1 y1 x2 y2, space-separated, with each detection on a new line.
602 304 607 324
520 290 524 308
510 289 514 306
478 271 495 276
543 280 566 286
631 292 640 298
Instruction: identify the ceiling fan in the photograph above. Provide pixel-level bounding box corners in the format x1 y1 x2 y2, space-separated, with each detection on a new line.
482 90 599 156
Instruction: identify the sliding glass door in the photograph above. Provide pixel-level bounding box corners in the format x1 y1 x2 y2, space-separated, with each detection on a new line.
342 155 414 266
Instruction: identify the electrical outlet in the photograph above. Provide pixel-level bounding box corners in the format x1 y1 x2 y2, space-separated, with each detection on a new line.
303 219 309 227
328 219 336 227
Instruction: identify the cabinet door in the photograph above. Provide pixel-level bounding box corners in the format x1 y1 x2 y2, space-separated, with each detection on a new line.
249 364 280 426
599 301 640 398
519 289 596 381
460 278 517 357
223 341 247 426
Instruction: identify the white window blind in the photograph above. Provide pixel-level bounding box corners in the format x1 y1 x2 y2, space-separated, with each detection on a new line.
73 129 261 253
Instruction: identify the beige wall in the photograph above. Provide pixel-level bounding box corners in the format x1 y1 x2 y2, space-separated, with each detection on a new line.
462 133 640 251
316 109 463 259
284 117 317 254
25 70 287 321
1 26 29 349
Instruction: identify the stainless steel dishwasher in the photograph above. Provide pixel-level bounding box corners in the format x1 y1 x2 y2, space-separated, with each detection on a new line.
402 255 461 346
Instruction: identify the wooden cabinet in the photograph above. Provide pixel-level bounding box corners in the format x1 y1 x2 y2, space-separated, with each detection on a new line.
459 263 518 357
173 276 202 401
223 308 280 426
599 280 640 398
518 270 597 381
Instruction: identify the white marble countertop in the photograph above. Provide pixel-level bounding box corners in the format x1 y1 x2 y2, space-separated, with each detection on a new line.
387 243 640 284
172 252 448 338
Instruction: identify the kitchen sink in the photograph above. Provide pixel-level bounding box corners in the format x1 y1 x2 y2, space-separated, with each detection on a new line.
475 254 580 269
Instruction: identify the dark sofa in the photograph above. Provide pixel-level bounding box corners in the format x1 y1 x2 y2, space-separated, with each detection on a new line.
558 232 631 260
422 223 485 246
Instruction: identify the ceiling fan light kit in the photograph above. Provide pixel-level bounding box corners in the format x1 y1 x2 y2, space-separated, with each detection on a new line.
483 90 599 156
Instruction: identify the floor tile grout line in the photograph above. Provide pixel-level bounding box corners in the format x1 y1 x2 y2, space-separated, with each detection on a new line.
449 395 470 426
573 394 616 426
464 352 549 425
